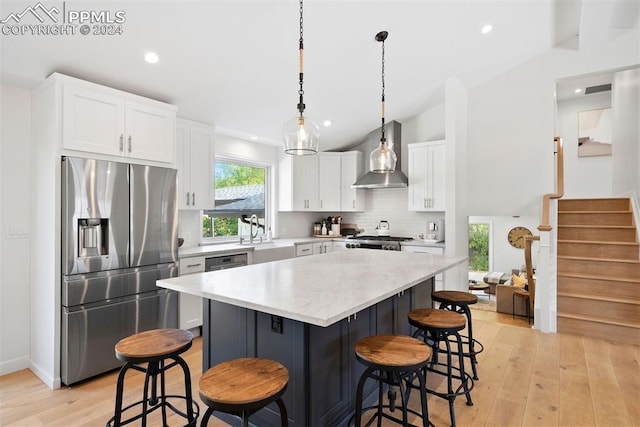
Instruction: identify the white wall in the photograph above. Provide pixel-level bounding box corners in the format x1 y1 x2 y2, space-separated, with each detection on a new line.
467 31 639 217
0 84 32 375
557 92 613 197
612 68 640 196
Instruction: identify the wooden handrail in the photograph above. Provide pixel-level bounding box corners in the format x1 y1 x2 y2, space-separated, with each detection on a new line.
539 136 564 232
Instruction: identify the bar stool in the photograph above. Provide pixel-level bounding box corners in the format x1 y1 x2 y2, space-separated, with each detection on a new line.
431 290 485 380
106 328 198 427
354 335 432 427
408 309 474 427
199 357 289 427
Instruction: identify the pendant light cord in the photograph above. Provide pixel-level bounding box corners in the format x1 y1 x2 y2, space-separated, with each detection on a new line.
380 33 386 145
297 0 305 115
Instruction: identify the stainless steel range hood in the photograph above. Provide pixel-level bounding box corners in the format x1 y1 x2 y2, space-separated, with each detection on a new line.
351 121 408 189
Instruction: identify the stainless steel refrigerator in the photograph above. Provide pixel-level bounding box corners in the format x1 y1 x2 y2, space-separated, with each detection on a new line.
61 156 179 385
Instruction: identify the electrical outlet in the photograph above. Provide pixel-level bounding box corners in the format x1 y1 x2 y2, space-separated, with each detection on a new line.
271 315 283 334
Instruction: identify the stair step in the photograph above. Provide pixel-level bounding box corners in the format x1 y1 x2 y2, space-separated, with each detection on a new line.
558 291 640 305
558 198 631 212
558 273 640 300
557 294 640 323
558 256 640 276
557 225 637 242
558 211 634 226
557 240 640 260
557 315 640 346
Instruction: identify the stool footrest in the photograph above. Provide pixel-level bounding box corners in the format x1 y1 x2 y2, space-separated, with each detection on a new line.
357 404 435 427
106 395 199 427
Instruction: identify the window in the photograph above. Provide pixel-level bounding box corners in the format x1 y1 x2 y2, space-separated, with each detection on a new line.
202 160 268 242
468 221 492 278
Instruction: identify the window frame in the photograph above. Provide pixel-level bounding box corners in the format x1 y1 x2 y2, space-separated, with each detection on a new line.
201 155 274 244
468 219 494 276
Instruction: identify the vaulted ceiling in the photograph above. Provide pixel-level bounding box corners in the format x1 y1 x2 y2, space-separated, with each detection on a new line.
1 0 637 151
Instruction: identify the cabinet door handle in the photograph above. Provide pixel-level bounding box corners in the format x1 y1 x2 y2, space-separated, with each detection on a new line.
128 135 132 152
119 134 124 151
424 198 427 208
353 200 356 209
186 192 190 206
186 263 202 268
320 200 323 209
192 193 196 206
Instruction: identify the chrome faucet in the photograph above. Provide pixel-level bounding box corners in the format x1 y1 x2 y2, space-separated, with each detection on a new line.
249 214 258 244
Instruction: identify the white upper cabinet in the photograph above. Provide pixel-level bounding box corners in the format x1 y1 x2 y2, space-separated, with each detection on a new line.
318 153 342 212
340 151 365 211
176 119 214 210
61 74 176 164
408 141 446 211
279 154 319 211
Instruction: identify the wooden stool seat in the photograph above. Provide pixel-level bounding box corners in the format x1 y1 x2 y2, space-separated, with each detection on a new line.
115 328 193 361
199 358 289 406
354 335 432 427
199 358 289 427
408 308 466 331
432 290 478 306
356 335 432 369
107 328 198 427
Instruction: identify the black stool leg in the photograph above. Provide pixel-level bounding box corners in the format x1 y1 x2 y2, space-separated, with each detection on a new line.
112 362 131 426
455 332 474 407
200 407 214 427
174 355 196 423
460 305 479 380
355 366 374 427
159 360 168 427
414 368 430 427
275 397 289 427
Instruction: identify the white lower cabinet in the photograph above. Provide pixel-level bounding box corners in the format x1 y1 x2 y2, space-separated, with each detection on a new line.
402 245 445 290
178 256 205 330
296 243 314 257
313 241 332 254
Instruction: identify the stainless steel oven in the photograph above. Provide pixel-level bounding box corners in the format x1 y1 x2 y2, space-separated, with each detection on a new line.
345 235 414 251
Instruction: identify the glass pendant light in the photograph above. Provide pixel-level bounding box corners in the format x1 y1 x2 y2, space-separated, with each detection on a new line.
369 31 397 172
283 0 319 155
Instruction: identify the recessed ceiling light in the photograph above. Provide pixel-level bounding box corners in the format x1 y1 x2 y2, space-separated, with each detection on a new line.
574 88 582 94
144 52 159 64
323 120 332 127
481 24 493 35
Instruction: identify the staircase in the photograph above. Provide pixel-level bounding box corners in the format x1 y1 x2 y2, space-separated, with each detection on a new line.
557 198 640 345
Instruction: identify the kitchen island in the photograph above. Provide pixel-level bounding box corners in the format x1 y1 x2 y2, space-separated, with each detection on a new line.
157 249 465 426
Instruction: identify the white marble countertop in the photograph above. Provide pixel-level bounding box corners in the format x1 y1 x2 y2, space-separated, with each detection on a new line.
158 250 465 327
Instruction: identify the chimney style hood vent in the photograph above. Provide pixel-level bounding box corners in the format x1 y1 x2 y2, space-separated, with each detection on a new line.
351 121 408 189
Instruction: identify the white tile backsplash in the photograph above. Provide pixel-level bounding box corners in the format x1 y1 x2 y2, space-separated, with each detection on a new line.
178 188 444 242
339 188 444 238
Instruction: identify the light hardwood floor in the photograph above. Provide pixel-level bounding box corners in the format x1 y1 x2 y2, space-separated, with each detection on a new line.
1 310 638 426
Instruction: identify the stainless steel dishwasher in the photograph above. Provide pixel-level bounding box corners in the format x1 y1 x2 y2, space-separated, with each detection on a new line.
205 253 248 271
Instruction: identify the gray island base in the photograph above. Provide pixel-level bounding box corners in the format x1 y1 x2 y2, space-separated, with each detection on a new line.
157 250 466 426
